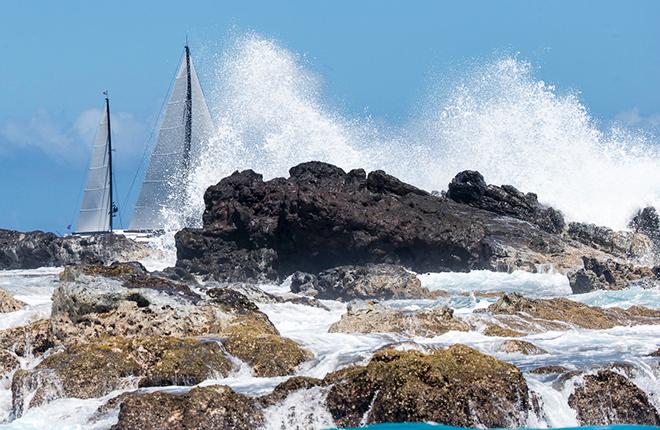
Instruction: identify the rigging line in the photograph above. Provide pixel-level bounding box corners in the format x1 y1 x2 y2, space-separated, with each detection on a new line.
112 167 124 228
120 52 183 214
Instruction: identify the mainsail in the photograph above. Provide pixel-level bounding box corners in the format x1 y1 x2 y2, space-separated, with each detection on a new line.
129 46 214 231
75 96 114 234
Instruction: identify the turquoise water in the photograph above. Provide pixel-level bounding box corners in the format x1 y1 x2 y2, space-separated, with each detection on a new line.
340 425 660 430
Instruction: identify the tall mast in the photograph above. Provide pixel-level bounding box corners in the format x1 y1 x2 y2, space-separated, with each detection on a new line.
183 44 193 170
105 92 114 232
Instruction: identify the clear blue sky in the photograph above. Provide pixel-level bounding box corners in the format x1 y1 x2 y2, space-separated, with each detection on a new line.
1 0 659 233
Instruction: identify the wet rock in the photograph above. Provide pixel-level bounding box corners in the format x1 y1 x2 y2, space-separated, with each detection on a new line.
629 206 660 249
482 324 525 337
484 293 660 332
175 162 594 282
111 385 264 430
329 302 469 337
649 348 660 357
290 272 319 296
222 315 312 377
567 222 653 260
0 320 55 374
258 376 324 407
498 339 547 355
292 264 431 301
0 289 25 313
11 336 232 417
568 256 658 293
325 344 535 428
568 370 660 425
529 365 570 375
0 229 149 270
447 170 565 234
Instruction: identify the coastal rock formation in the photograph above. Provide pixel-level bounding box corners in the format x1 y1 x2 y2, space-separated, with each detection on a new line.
567 256 659 293
446 170 565 234
11 336 232 417
0 320 55 374
0 229 150 270
568 370 660 425
110 385 264 430
49 263 311 377
291 264 432 301
329 302 469 336
325 345 535 428
0 289 25 313
176 162 607 281
566 222 653 260
483 293 660 332
630 206 660 255
497 339 547 355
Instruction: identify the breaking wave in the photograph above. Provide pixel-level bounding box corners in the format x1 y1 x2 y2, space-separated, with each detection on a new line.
183 33 660 231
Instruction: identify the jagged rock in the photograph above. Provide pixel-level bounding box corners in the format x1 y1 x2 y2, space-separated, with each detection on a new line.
483 293 660 333
0 229 150 270
10 336 232 417
0 320 55 374
258 376 324 407
291 264 432 301
630 206 660 247
498 339 547 355
530 365 570 375
446 170 565 234
568 256 658 293
222 314 312 377
649 348 659 357
175 162 600 282
329 302 469 336
567 222 653 260
205 281 327 309
0 289 25 313
482 324 525 337
325 344 535 428
110 385 264 430
568 370 660 425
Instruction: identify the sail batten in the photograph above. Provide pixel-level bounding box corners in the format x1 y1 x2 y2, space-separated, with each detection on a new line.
129 46 214 231
75 98 113 234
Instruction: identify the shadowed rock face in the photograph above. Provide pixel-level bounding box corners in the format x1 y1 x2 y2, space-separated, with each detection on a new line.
176 162 583 282
325 345 535 428
446 170 565 234
0 230 149 270
568 256 659 293
568 370 660 426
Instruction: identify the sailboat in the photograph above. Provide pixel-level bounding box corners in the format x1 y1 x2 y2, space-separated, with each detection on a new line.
128 44 214 232
74 92 117 234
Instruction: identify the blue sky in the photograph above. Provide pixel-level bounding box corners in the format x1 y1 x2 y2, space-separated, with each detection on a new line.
1 0 659 233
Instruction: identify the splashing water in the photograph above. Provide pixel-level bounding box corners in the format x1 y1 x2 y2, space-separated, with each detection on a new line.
176 34 660 234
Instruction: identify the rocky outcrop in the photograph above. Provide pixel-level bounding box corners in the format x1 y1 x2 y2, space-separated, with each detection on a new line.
110 385 264 430
175 162 609 282
325 345 535 428
258 376 324 407
630 206 660 256
329 302 468 336
446 170 565 234
566 222 653 260
568 256 658 293
483 293 660 332
498 339 547 355
291 264 433 301
11 336 232 417
0 320 55 374
0 289 25 313
0 229 149 270
568 370 660 425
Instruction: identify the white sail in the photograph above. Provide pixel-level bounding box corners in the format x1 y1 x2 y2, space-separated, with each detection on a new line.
75 104 112 233
129 48 213 231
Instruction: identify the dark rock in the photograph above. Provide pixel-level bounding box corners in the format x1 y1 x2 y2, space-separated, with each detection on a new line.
0 320 55 374
111 385 263 430
0 229 149 270
446 170 565 234
630 206 660 251
206 288 260 313
293 264 431 301
568 370 660 425
325 344 535 428
568 256 658 293
498 339 547 355
529 365 570 375
176 162 584 282
258 376 324 407
567 222 653 259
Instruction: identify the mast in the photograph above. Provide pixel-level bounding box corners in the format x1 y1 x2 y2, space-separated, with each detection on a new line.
183 44 192 170
105 92 114 232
